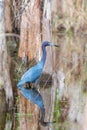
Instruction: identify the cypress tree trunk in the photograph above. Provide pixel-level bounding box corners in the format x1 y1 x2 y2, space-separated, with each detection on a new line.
18 0 41 129
0 0 13 110
5 0 12 32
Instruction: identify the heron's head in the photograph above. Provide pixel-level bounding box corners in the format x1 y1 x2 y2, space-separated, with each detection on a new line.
42 41 59 47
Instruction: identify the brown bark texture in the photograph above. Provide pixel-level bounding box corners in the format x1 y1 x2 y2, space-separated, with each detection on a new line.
18 0 41 61
18 0 41 130
5 0 12 32
0 0 13 109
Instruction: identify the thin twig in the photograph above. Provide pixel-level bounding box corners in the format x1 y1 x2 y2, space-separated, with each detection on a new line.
0 33 20 39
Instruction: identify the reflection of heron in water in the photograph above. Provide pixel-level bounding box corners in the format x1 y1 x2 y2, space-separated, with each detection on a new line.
17 86 55 126
17 41 59 126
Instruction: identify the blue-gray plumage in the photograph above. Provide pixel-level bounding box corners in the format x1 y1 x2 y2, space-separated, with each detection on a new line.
18 85 44 110
17 41 59 87
17 41 59 126
17 85 55 126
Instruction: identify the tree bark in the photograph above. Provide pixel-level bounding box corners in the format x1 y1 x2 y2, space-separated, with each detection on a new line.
5 0 12 32
18 0 41 61
0 0 13 109
18 0 41 129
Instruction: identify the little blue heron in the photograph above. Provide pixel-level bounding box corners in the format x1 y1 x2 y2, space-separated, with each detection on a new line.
17 41 59 126
17 41 59 88
18 85 55 126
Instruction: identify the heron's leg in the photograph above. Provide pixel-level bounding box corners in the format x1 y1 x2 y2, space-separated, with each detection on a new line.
34 80 40 92
29 82 38 89
30 83 34 88
34 79 39 87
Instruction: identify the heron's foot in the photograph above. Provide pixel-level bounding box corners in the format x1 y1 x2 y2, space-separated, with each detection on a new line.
27 82 40 92
26 83 36 89
32 86 40 93
30 83 35 88
35 85 40 93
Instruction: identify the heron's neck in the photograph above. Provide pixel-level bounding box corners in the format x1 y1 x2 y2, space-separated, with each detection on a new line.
41 45 47 65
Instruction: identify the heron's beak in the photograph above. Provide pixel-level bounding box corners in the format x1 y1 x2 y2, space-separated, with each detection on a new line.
49 42 59 47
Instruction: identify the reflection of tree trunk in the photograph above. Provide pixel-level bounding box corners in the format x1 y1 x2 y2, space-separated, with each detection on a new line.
82 98 87 130
0 0 13 109
18 0 41 129
0 113 6 130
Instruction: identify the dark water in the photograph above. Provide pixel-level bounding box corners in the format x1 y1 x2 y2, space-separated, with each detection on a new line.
2 34 87 130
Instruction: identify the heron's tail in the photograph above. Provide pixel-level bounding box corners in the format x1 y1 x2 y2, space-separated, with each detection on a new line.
40 108 56 127
17 82 22 90
17 81 22 88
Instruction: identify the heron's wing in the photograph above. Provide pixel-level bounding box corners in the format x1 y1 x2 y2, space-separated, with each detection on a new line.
22 66 42 81
17 65 43 87
20 87 44 109
19 87 55 126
